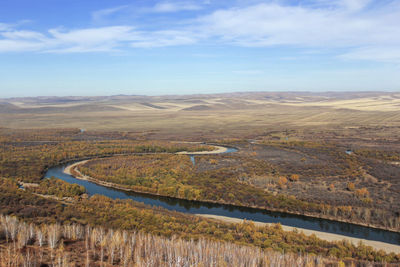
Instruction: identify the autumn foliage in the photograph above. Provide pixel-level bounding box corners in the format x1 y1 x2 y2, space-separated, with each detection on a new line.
0 214 343 267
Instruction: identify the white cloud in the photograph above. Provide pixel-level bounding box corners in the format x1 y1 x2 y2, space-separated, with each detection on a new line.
130 30 196 48
340 46 400 62
197 2 400 48
0 27 48 52
0 26 136 53
0 39 45 52
1 30 46 40
152 2 203 13
90 2 203 24
0 0 399 62
340 0 372 11
0 25 197 53
48 26 134 46
0 23 12 31
192 1 400 62
92 5 129 22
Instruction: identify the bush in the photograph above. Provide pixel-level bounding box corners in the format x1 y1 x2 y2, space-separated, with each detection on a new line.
355 188 369 198
278 176 288 188
289 174 299 182
347 182 355 191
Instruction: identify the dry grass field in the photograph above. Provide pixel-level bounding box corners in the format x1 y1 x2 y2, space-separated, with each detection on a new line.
1 92 399 140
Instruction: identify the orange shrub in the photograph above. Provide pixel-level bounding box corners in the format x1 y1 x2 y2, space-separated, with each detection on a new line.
355 187 369 198
347 182 355 191
278 176 288 188
289 174 299 182
209 159 219 165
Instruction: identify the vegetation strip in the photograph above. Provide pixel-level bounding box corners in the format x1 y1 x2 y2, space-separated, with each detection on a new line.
198 214 400 254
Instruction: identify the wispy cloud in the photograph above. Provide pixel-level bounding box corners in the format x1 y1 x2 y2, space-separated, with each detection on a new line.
0 0 399 62
0 23 11 31
340 46 400 62
152 2 203 13
130 30 197 48
197 1 399 47
193 0 400 61
91 1 203 23
1 30 46 40
0 26 48 52
0 39 45 52
91 5 129 23
340 0 372 11
0 25 197 53
47 26 137 53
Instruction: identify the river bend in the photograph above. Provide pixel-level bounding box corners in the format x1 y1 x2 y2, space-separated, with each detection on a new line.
44 146 400 246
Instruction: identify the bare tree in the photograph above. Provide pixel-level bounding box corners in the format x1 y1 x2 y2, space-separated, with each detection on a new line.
47 224 61 250
0 214 362 267
36 226 44 247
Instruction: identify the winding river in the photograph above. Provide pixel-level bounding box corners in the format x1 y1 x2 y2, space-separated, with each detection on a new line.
44 146 400 247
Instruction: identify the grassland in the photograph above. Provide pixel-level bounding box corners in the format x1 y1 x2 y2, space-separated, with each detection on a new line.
1 92 399 140
0 92 399 265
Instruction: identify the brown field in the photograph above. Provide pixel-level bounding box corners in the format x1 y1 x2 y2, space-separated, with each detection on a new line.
1 92 399 141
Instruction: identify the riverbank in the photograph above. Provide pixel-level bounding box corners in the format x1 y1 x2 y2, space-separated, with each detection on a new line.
66 157 398 232
64 160 400 253
55 143 400 250
62 159 400 251
198 214 400 254
64 160 89 176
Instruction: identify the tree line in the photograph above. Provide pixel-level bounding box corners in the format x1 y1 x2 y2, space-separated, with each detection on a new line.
1 214 340 267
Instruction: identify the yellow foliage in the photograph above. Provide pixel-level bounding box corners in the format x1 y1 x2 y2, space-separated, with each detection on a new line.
278 176 288 188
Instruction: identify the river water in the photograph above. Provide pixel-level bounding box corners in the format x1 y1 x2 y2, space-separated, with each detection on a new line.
44 147 400 245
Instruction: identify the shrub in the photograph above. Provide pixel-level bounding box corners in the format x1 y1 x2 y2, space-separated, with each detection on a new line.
355 188 369 198
278 176 288 188
347 182 355 191
289 174 299 182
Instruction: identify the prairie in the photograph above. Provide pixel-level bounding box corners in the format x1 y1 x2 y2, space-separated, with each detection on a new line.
1 92 399 140
0 92 400 265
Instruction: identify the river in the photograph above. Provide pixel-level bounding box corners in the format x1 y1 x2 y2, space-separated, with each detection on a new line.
44 146 400 246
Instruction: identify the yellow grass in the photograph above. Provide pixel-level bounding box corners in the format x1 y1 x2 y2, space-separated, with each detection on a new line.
1 93 399 138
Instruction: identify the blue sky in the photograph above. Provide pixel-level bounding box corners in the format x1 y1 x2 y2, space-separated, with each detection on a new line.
0 0 399 97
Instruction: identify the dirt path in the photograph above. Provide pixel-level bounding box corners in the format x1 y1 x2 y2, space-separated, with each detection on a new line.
198 214 400 254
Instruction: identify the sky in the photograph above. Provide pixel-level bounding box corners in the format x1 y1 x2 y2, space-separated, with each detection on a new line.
0 0 399 97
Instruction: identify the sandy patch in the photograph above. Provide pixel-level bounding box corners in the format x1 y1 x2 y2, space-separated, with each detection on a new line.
176 145 228 155
64 160 89 175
